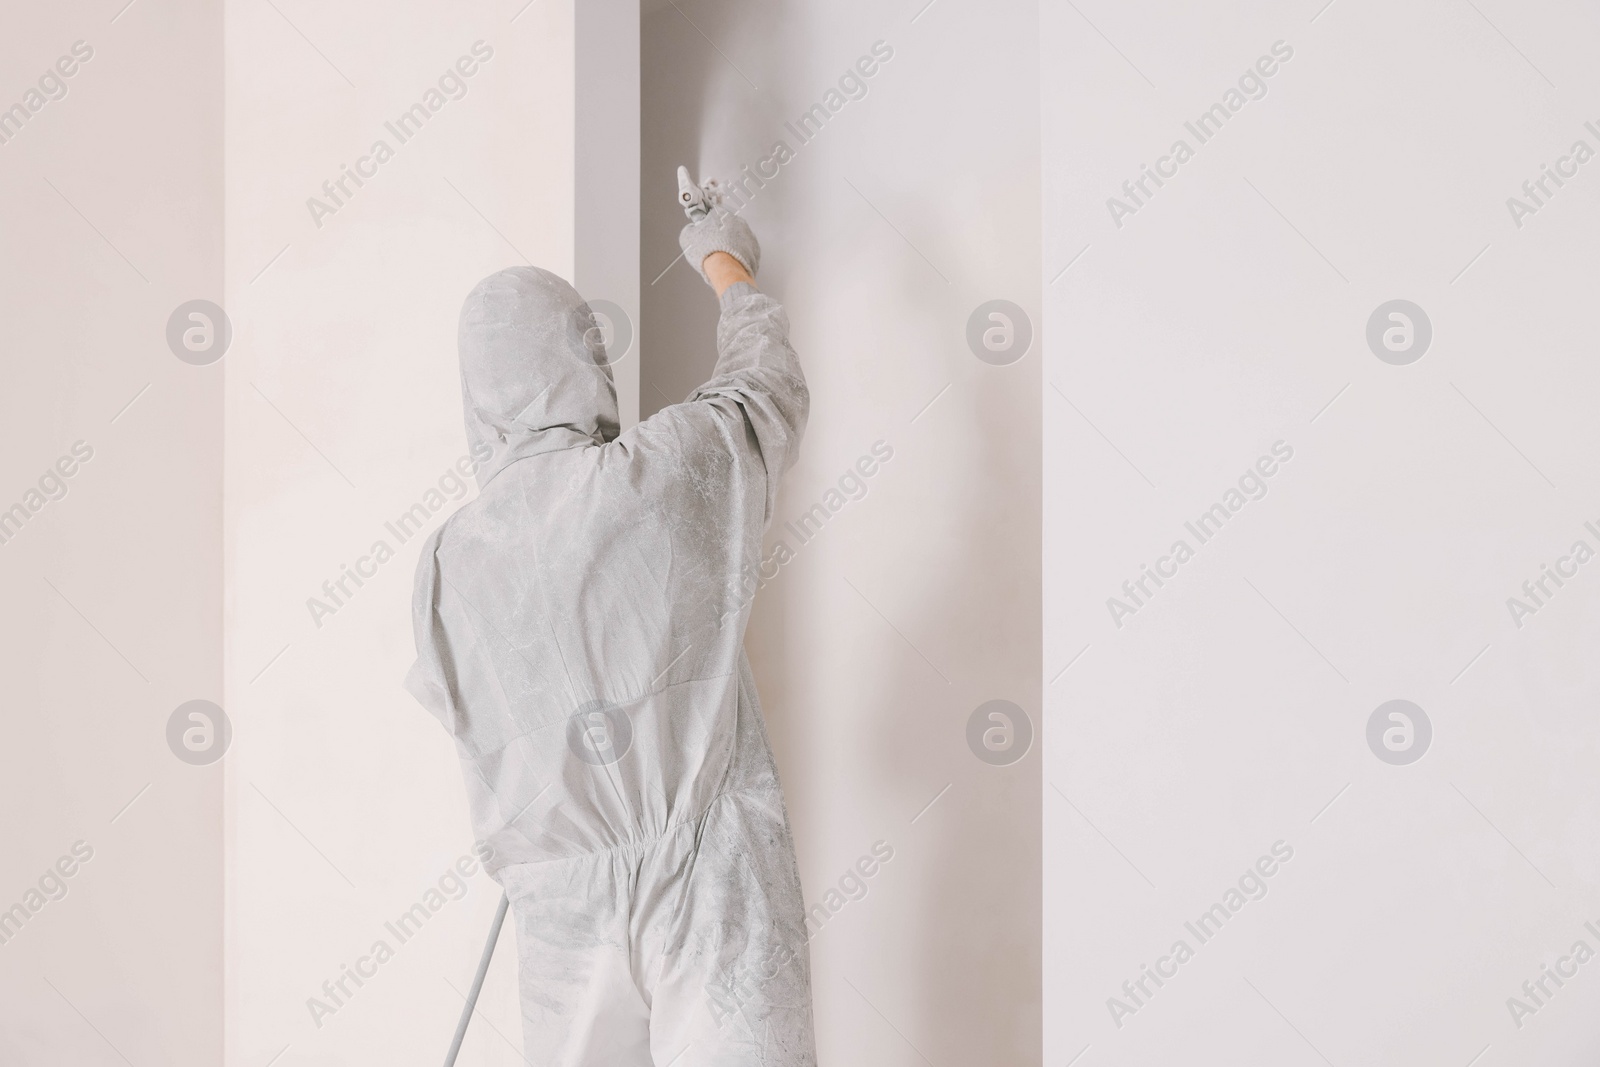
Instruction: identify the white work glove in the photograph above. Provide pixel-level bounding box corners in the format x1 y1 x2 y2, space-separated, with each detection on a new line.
678 208 760 286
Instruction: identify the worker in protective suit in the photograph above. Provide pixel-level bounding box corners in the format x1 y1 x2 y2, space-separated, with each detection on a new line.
404 203 816 1067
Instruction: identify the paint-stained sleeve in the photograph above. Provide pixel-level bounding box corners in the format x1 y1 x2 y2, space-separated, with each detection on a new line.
682 281 809 523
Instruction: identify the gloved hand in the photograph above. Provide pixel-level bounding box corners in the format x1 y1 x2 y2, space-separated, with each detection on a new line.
679 208 760 286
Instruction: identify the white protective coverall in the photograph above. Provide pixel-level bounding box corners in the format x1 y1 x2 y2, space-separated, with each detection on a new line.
404 265 816 1066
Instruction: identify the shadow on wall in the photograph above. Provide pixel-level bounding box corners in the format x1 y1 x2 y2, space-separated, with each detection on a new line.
642 1 1040 1062
641 2 717 416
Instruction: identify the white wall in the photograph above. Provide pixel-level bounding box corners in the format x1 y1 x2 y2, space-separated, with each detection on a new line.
643 1 1041 1062
577 0 641 430
224 1 575 1063
1045 2 1600 1063
0 2 223 1063
20 1 1600 1060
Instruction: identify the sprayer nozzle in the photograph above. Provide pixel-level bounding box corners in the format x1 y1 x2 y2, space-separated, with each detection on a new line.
677 165 712 222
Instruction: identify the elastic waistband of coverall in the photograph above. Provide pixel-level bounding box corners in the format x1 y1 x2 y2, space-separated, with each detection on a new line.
488 784 782 877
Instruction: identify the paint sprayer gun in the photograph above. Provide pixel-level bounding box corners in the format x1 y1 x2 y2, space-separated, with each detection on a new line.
677 165 720 222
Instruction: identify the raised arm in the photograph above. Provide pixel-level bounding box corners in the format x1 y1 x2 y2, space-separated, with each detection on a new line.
676 208 809 523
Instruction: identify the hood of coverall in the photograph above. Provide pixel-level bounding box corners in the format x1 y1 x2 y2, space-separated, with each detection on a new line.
458 266 619 488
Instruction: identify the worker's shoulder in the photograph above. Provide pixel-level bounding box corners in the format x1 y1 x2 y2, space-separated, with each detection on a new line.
424 481 521 558
614 395 755 463
441 453 648 529
436 472 529 533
